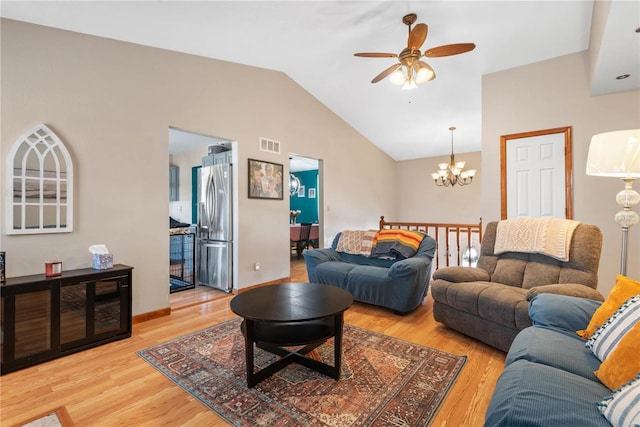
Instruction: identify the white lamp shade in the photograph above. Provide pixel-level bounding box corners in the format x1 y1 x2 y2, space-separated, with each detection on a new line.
402 78 417 90
586 129 640 177
389 69 405 86
414 61 435 84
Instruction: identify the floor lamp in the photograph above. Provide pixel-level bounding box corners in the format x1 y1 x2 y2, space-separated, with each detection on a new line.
586 129 640 276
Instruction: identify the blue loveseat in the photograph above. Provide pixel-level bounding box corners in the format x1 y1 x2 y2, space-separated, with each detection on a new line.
303 232 436 314
485 294 612 426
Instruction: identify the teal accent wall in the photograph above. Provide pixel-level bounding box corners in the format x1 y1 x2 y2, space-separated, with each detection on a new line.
191 166 200 224
290 170 318 223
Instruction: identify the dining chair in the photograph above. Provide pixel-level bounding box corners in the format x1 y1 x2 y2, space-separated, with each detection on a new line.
291 223 312 258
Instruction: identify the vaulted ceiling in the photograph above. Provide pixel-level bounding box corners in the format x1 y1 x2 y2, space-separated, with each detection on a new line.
2 1 638 160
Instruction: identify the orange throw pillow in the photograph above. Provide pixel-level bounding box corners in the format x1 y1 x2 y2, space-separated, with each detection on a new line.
595 322 640 390
577 275 640 339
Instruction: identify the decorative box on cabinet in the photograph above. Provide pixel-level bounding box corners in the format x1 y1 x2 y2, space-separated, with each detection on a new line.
1 264 133 374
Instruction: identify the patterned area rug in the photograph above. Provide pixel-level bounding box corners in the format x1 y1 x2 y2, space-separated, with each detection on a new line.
137 318 466 426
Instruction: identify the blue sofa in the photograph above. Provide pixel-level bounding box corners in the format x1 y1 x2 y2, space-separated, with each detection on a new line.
303 232 436 314
485 294 612 426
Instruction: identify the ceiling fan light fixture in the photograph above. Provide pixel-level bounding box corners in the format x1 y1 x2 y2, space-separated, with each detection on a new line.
414 61 434 84
354 13 476 90
389 69 405 86
402 78 417 90
415 68 433 84
354 14 475 89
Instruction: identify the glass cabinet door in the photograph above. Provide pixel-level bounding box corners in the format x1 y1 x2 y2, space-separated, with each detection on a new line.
14 290 52 359
94 277 126 337
60 283 87 345
60 277 128 346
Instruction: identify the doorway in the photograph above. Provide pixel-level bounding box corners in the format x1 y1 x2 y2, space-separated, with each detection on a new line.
289 154 321 260
168 127 237 309
500 127 573 219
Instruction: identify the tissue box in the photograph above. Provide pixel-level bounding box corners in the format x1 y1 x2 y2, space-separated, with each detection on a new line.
93 254 113 270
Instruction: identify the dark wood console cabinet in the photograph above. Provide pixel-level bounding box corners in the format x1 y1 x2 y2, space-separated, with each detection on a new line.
1 264 133 374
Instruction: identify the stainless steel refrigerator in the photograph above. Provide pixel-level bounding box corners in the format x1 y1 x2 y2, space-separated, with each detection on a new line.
196 163 232 292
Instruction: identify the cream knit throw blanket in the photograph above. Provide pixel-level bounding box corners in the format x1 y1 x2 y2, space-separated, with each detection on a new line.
494 217 581 262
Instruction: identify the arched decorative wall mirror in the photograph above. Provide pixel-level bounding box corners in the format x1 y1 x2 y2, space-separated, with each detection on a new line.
5 124 74 234
500 126 573 219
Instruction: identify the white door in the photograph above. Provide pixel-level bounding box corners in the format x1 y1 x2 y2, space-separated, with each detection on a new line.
506 134 566 218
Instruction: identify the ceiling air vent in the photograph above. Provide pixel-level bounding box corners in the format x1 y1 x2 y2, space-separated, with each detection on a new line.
259 137 281 154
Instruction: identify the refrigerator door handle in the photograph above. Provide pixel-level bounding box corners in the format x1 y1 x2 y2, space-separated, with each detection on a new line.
206 171 215 230
210 167 218 232
198 201 206 230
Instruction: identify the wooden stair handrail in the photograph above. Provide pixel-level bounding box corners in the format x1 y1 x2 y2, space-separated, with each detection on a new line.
379 215 483 270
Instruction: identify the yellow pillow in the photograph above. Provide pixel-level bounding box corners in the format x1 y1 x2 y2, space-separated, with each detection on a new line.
595 322 640 390
577 275 640 338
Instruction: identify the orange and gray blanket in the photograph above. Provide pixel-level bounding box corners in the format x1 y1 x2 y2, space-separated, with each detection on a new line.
371 229 425 259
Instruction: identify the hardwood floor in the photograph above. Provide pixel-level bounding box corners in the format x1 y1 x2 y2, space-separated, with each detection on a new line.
1 259 505 426
169 283 231 310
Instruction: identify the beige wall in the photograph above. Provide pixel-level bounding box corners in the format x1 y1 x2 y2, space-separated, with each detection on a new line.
169 147 208 224
170 149 205 206
482 51 640 296
396 152 482 224
0 20 398 315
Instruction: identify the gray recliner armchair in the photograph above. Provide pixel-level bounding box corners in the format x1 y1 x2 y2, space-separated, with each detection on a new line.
430 220 604 352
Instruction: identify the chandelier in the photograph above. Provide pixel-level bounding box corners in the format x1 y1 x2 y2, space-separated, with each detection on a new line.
289 173 301 196
431 126 476 187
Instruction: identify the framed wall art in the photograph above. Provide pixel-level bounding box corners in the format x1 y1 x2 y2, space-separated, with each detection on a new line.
248 159 284 200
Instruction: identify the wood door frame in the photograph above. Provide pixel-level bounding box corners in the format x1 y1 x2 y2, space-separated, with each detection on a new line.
500 126 573 219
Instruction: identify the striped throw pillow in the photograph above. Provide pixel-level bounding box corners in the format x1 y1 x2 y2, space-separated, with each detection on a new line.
586 294 640 361
597 374 640 427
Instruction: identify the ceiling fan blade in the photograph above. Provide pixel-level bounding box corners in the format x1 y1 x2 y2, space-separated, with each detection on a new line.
424 43 476 57
407 23 428 50
354 52 398 58
371 63 401 83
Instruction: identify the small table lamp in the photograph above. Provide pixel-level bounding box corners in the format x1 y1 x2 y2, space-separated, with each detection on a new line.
586 129 640 276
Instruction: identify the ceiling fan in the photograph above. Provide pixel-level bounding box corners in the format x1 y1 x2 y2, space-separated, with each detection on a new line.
354 13 476 89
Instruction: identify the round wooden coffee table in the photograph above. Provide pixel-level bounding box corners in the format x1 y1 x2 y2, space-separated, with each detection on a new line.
230 282 353 387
